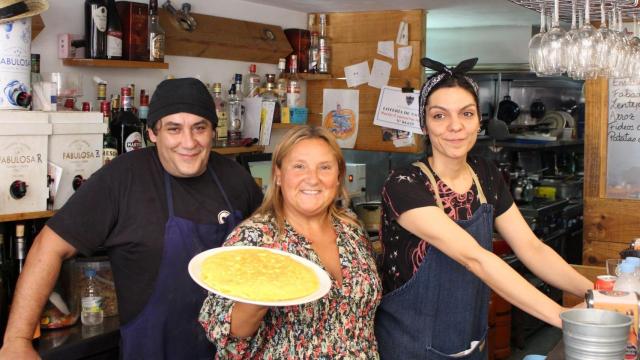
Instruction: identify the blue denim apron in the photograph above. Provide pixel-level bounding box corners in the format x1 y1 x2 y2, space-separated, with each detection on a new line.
376 161 493 360
120 165 242 360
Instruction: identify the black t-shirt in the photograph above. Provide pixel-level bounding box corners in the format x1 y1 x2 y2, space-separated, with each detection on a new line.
47 147 263 324
379 156 513 294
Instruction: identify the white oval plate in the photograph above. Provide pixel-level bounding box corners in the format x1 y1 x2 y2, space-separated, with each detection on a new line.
189 246 332 307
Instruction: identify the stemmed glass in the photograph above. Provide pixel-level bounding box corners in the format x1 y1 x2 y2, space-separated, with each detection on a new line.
596 1 616 77
529 3 548 76
627 14 640 79
611 6 631 78
541 0 568 76
565 0 583 79
576 0 604 79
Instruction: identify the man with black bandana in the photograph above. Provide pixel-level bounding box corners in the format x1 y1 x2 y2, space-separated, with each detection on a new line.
0 78 263 360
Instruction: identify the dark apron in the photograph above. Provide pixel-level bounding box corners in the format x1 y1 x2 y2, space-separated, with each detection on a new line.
120 165 242 360
376 161 493 360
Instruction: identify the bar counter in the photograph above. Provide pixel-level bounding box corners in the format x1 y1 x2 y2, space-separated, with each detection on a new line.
36 317 120 360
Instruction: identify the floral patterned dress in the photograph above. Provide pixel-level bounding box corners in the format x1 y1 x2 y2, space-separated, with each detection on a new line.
199 213 382 359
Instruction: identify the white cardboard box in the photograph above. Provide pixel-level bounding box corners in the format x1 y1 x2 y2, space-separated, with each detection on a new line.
0 111 52 215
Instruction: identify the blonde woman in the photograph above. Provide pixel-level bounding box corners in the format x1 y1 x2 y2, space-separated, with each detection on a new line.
200 126 381 359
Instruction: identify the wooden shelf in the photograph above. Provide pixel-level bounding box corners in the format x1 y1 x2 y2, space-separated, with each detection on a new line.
299 73 332 80
0 210 56 222
62 59 169 69
212 145 264 155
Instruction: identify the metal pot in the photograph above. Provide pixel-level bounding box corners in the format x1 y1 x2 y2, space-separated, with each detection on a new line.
497 95 520 124
353 201 381 232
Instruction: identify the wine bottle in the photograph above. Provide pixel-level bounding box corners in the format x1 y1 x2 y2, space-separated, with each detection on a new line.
101 100 118 165
148 0 165 62
85 0 108 59
114 87 145 154
14 224 25 275
105 0 122 60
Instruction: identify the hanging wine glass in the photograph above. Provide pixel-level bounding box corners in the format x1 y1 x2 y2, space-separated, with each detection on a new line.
576 0 604 79
611 6 631 78
541 0 568 76
529 3 548 76
566 0 583 79
627 14 640 79
596 1 616 77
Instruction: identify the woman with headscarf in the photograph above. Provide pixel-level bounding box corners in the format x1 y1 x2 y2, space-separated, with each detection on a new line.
375 58 592 360
200 126 381 359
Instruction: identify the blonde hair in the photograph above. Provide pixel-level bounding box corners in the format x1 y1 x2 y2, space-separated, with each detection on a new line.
254 125 357 236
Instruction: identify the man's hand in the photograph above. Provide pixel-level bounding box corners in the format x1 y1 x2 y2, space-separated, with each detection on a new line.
0 337 40 360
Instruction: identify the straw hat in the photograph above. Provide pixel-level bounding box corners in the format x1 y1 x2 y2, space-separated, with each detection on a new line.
0 0 49 25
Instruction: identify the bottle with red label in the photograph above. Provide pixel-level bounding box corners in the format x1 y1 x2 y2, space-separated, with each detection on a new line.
112 86 144 154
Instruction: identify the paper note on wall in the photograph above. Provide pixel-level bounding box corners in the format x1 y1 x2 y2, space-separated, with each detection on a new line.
368 59 392 89
397 46 412 71
373 86 422 134
322 89 359 149
377 41 394 59
396 21 409 46
344 61 370 88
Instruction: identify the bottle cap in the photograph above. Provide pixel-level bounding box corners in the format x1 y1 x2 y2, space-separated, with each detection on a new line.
250 64 256 73
84 268 97 277
100 100 110 114
82 102 91 111
16 224 25 237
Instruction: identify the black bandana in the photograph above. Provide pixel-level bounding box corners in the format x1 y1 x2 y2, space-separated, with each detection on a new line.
419 58 479 133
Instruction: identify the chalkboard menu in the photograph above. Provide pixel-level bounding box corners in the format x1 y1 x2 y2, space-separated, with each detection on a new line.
607 78 640 199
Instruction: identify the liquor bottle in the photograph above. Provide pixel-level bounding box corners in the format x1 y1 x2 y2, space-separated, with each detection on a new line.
227 84 243 146
233 73 243 102
113 87 145 154
81 268 104 326
211 83 228 147
308 14 319 73
276 58 288 106
287 55 302 109
105 0 122 60
84 0 108 59
95 79 107 109
30 54 42 89
318 13 330 74
101 101 118 165
148 0 165 62
262 74 280 124
14 224 25 275
138 92 153 147
244 64 261 98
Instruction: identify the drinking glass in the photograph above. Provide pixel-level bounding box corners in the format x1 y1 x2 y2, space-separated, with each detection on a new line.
627 14 640 80
540 0 568 76
606 258 623 276
529 3 548 76
576 0 604 79
596 2 616 77
611 7 631 78
565 0 583 79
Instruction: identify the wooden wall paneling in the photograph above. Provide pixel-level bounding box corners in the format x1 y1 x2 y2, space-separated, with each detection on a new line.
307 9 426 153
583 78 640 266
562 265 605 307
158 9 292 64
583 78 608 198
327 11 424 43
330 41 423 79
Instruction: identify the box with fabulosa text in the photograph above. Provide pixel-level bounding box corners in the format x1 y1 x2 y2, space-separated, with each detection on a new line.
0 111 51 215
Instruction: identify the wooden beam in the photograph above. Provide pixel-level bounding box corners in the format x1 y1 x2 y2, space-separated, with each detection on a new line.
159 9 292 64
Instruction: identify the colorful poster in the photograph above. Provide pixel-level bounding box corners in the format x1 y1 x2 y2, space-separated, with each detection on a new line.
322 89 359 149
